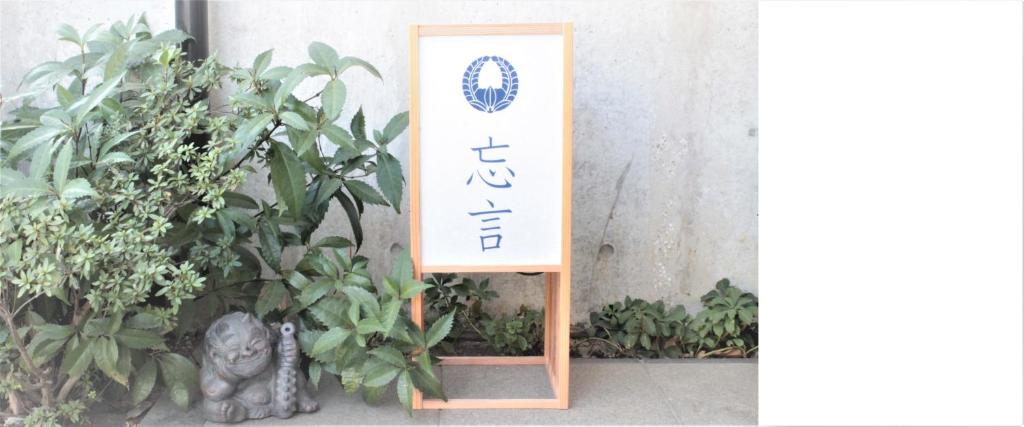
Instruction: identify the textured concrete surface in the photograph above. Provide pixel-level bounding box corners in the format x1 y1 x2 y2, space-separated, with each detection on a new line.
0 1 759 319
140 360 758 426
442 364 554 399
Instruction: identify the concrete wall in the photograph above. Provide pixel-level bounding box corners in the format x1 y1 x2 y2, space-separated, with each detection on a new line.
1 0 758 320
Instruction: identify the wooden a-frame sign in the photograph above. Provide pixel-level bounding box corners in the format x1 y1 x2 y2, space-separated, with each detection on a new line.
409 23 573 409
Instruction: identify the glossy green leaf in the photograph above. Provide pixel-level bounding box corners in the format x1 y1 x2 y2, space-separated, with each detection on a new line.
98 151 132 167
369 346 407 368
94 336 123 384
313 236 353 249
321 80 346 122
151 29 190 45
308 361 322 391
399 280 431 300
350 107 367 141
298 279 334 307
378 300 401 336
70 70 125 124
59 337 93 378
255 281 289 317
342 286 380 314
275 68 307 110
375 151 403 212
343 180 387 206
396 370 413 414
233 92 272 112
115 344 132 386
381 277 400 299
126 312 162 330
130 359 158 406
231 112 273 156
312 326 351 355
7 126 61 164
116 328 165 349
309 298 346 328
257 218 283 271
380 111 409 144
28 139 55 180
280 111 310 131
425 312 454 348
362 359 401 387
56 24 82 45
356 317 386 335
308 42 340 69
252 49 273 77
52 142 72 191
410 363 446 400
287 126 317 157
61 178 97 200
269 141 307 219
337 56 381 79
104 43 128 80
0 174 51 198
157 353 199 409
322 123 355 151
389 248 413 282
263 65 291 80
224 191 260 210
334 190 363 249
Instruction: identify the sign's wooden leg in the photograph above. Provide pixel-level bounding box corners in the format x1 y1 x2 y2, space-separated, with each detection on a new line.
555 271 571 409
411 291 424 409
544 273 557 390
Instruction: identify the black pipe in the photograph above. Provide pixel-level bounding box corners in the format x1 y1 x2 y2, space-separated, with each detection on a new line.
175 0 211 163
175 0 208 62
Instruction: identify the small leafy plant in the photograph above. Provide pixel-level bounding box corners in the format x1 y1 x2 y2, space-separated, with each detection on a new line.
422 274 497 354
285 249 453 412
480 306 544 356
689 279 758 357
579 297 690 358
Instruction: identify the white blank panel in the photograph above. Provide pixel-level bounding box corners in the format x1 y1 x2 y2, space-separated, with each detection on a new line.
418 34 565 267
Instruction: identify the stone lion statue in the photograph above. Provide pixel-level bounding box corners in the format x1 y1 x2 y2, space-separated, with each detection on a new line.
200 312 319 423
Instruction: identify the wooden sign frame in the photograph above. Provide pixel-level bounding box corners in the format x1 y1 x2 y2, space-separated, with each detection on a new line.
409 23 573 410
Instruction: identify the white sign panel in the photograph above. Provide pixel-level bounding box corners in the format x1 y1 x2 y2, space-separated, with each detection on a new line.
417 33 566 267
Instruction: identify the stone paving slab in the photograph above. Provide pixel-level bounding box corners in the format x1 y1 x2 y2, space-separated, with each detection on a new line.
138 395 209 427
140 360 757 426
442 364 554 399
437 360 681 425
645 361 758 425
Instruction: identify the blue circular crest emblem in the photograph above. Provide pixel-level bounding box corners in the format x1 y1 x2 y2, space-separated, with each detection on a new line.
462 56 519 113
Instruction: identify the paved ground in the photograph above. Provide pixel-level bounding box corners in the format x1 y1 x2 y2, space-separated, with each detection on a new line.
141 359 757 426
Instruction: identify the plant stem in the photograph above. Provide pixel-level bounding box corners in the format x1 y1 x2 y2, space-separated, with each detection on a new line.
461 310 488 345
11 293 41 319
577 336 626 354
699 346 742 358
0 305 50 407
55 374 81 403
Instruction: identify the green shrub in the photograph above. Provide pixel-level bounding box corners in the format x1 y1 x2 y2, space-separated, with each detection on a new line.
578 297 691 358
420 274 760 359
689 278 758 356
174 34 453 413
481 306 544 356
1 16 242 423
422 274 545 357
1 16 457 421
422 274 497 354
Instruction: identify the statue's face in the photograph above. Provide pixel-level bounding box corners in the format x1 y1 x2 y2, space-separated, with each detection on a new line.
212 317 272 378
